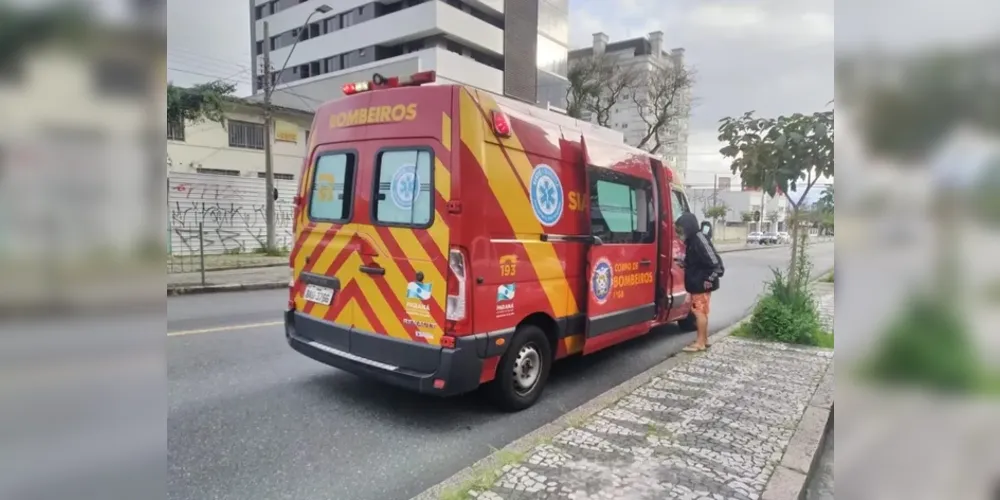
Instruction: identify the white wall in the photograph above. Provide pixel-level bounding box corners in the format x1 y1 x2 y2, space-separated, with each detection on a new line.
167 105 313 179
257 1 504 71
168 173 299 255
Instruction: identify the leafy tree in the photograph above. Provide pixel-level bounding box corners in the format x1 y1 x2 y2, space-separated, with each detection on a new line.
0 3 90 73
718 109 834 286
816 185 834 213
167 81 237 128
740 211 754 223
767 210 779 224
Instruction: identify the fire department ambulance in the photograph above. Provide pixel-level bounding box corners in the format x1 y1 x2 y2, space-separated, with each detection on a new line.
285 71 697 411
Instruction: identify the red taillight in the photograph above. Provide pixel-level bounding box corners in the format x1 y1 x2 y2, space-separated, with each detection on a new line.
491 110 511 137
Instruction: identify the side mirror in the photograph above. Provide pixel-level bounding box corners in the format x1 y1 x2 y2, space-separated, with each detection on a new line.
273 187 279 201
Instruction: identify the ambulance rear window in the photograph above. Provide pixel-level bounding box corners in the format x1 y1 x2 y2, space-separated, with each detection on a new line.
372 147 433 227
309 151 356 222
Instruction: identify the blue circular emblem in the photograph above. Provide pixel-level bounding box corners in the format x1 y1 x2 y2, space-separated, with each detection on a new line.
591 257 613 305
390 165 419 209
529 164 564 227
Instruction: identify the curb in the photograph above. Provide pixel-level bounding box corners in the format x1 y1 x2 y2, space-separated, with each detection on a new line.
166 281 288 296
165 242 833 297
410 268 834 500
761 365 834 500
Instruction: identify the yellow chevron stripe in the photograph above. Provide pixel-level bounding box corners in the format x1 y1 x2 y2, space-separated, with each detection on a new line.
435 157 451 201
441 112 452 152
352 265 413 341
428 210 449 258
305 229 361 319
460 88 577 317
388 227 446 311
363 229 445 345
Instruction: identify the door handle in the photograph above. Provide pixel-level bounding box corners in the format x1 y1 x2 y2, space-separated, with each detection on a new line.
639 259 652 266
359 265 385 276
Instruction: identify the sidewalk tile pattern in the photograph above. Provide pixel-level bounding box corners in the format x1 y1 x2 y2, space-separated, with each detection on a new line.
469 334 833 500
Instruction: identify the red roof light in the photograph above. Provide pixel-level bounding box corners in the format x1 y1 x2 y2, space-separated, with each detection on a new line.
491 110 511 137
340 71 436 96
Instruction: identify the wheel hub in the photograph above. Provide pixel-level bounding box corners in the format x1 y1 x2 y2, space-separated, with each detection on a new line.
512 343 541 394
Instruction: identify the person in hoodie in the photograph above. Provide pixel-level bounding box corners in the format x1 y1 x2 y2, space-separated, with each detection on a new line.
676 212 725 352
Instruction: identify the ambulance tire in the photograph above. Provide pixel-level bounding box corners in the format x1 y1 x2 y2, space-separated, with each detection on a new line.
678 312 697 332
488 325 552 412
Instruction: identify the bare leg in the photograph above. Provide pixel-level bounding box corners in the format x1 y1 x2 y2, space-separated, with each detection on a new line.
694 310 708 349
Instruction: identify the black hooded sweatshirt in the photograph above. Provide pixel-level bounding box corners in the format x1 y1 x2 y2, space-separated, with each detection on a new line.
677 212 725 294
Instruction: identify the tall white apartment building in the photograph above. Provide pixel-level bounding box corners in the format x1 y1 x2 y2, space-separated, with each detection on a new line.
248 0 571 110
568 32 691 177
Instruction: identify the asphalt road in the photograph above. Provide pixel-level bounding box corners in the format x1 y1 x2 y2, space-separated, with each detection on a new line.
168 243 834 500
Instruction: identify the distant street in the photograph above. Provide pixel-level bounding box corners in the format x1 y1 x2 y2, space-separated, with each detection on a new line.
168 243 834 500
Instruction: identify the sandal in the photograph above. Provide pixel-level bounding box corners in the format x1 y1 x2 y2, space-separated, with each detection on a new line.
682 345 706 353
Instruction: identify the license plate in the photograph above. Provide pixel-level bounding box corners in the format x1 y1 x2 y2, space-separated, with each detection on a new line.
303 284 334 305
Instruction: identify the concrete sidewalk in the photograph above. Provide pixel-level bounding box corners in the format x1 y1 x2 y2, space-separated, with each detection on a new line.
167 240 827 295
421 287 835 500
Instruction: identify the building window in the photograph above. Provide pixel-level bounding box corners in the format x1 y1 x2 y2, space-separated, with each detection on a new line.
589 168 655 244
228 120 266 150
197 168 240 176
167 118 185 141
373 148 433 227
257 172 294 180
93 58 147 97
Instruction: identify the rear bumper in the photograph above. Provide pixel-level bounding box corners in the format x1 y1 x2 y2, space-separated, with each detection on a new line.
284 310 486 397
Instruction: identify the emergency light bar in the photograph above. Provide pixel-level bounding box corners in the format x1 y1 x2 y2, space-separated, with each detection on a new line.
342 71 437 95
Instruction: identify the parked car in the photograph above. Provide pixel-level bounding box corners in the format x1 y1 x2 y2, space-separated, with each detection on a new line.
777 232 791 244
747 232 762 244
761 232 780 245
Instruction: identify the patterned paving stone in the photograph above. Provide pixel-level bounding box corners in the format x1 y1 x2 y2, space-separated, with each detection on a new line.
469 292 833 500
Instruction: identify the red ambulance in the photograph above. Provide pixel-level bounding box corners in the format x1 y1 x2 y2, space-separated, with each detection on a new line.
286 71 697 411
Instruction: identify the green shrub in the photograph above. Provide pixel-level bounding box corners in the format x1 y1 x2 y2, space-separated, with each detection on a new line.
744 268 826 347
864 295 986 392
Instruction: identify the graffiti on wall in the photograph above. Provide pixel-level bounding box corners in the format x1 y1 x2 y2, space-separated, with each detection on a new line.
168 173 298 255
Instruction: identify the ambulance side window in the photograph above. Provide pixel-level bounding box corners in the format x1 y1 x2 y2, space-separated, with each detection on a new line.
589 170 655 244
309 151 356 222
670 189 689 222
373 148 433 227
670 189 690 238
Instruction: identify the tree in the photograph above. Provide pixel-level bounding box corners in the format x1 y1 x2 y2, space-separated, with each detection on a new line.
718 109 835 286
0 3 89 73
816 185 834 213
631 63 695 154
740 211 754 224
703 203 729 241
167 81 237 129
767 210 780 225
564 54 640 125
564 53 694 156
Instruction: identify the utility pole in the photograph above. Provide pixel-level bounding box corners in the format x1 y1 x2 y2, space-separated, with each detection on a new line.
262 21 276 253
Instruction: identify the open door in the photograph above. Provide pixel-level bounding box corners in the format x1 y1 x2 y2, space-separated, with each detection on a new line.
582 163 658 353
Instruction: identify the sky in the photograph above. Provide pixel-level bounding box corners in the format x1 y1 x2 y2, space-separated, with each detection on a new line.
166 0 834 183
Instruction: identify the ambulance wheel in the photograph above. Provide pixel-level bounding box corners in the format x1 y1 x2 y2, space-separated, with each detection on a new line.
488 325 552 412
678 312 697 332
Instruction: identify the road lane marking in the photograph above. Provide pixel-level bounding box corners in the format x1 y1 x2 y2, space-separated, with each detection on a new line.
167 321 283 337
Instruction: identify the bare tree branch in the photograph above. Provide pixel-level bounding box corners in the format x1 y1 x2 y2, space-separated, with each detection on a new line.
632 62 694 154
565 54 640 126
